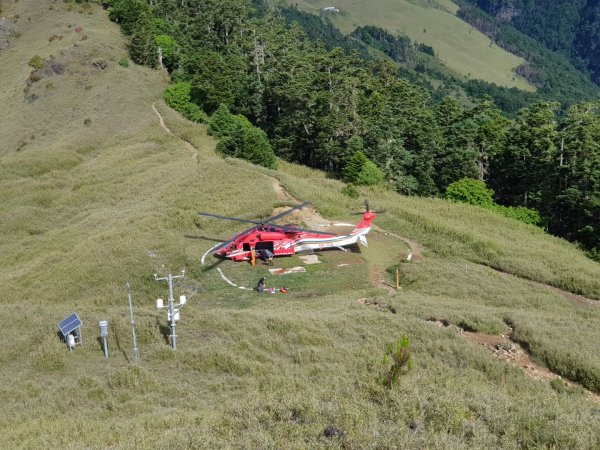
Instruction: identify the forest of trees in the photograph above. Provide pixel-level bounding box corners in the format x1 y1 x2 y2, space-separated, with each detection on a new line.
106 0 599 258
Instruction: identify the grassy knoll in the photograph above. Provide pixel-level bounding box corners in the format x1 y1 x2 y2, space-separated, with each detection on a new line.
1 1 600 448
276 0 535 91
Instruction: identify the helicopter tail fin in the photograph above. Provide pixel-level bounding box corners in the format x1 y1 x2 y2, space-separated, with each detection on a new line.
358 234 368 247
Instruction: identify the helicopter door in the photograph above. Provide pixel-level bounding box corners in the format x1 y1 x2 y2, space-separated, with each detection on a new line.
255 241 274 252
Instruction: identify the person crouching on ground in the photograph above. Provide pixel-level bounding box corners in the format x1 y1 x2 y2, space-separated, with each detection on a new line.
256 276 267 292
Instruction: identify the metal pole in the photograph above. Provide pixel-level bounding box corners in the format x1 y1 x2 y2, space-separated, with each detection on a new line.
155 271 185 351
168 273 177 350
127 282 139 367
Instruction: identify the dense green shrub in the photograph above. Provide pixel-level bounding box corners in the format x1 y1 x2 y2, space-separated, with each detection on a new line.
343 151 385 186
108 0 150 36
209 104 276 169
208 104 250 137
447 178 542 226
155 34 177 69
216 121 276 169
446 178 494 208
342 151 368 183
163 83 208 123
493 205 543 226
356 161 386 186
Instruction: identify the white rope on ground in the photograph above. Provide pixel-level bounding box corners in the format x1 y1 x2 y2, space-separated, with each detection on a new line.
201 243 222 265
216 268 253 290
201 243 254 290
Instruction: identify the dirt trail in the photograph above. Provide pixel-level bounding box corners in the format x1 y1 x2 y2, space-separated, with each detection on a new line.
372 224 423 260
269 177 346 229
428 319 600 404
152 101 199 162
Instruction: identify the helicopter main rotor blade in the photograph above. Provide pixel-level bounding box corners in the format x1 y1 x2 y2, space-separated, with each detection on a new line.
265 202 311 223
197 211 263 225
210 225 259 253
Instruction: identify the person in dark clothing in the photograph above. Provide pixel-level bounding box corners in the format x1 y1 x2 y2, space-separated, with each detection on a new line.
262 249 274 266
256 276 267 292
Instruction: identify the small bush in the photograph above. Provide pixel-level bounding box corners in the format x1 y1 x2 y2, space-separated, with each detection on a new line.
447 178 542 226
377 335 412 388
446 178 494 208
341 184 359 199
586 248 600 262
118 57 129 68
83 118 92 126
493 204 542 226
216 120 277 169
343 151 385 186
356 160 385 186
163 82 208 123
27 55 45 70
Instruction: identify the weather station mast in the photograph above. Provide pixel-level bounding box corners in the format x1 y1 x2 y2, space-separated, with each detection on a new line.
155 270 187 350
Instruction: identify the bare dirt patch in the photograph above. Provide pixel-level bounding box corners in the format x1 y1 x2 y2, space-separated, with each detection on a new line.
426 319 600 403
357 297 396 314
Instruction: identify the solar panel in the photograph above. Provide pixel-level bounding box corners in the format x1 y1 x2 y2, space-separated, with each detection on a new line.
59 313 82 336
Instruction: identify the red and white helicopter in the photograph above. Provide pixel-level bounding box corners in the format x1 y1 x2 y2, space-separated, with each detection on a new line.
198 202 376 261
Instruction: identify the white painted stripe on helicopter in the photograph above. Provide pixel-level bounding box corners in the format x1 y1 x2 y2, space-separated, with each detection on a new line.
294 227 370 246
315 222 355 227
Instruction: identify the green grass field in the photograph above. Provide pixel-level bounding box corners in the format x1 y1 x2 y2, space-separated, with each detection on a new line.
277 0 535 91
1 1 599 447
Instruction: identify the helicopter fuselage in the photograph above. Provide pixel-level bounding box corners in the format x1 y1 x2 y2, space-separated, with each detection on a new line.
216 211 375 261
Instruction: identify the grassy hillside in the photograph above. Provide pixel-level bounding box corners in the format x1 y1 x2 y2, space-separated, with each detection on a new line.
275 0 535 91
1 1 600 448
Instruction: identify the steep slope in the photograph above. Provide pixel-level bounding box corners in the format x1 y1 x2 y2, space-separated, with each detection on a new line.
1 1 600 448
469 0 600 85
274 0 535 90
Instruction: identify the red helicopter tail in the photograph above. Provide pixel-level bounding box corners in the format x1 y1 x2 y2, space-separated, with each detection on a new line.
352 211 376 234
